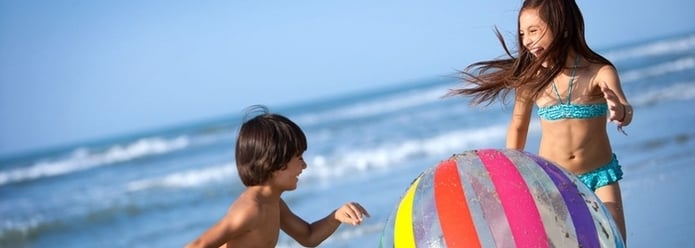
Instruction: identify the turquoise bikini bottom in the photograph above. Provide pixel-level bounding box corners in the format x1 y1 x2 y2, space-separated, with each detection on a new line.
577 154 624 191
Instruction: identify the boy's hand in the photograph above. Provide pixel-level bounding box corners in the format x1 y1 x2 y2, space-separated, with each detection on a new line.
334 202 370 226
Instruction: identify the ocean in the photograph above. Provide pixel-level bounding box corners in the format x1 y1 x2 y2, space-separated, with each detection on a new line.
2 30 694 248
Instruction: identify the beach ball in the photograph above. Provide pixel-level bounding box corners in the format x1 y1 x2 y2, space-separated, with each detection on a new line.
379 149 625 248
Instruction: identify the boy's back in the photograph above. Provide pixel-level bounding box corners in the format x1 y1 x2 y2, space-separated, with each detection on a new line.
221 187 281 248
186 187 282 248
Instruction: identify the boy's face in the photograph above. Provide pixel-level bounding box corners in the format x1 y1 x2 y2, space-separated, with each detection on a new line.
272 153 307 191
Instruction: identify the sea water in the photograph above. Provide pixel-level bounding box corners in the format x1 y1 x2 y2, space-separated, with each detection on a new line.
1 31 694 248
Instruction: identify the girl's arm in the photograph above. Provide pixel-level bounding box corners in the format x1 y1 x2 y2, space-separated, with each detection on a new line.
598 65 633 127
506 89 533 150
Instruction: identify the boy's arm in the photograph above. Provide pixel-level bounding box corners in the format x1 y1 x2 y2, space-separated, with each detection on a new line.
280 199 369 247
185 204 260 248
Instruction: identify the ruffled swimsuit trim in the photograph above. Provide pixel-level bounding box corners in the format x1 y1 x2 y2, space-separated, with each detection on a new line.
538 103 607 120
576 153 623 191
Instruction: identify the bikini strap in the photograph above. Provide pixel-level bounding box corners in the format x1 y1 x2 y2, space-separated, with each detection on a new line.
551 55 580 105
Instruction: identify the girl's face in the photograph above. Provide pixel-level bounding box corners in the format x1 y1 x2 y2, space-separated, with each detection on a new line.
519 7 553 58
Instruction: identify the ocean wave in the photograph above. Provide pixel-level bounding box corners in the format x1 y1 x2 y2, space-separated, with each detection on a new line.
304 124 512 180
632 82 695 106
0 212 67 247
0 200 147 246
126 161 236 192
293 83 455 126
620 57 695 83
0 136 190 186
123 123 516 192
604 34 695 62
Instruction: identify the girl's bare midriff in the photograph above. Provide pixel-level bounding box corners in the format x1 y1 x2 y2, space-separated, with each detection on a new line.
538 117 613 175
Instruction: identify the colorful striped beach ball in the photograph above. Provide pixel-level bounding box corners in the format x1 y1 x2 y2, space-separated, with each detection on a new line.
379 149 625 248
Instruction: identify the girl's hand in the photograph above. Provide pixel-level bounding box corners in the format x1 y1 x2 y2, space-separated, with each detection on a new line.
334 202 370 226
601 82 632 135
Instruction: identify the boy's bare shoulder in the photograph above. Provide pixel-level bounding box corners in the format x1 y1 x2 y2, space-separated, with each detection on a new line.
223 192 265 230
221 190 282 247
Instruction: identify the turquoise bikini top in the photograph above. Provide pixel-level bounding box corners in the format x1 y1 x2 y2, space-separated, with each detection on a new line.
537 103 607 120
537 56 608 121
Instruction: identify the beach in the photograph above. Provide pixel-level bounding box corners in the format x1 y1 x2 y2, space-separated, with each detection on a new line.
1 31 694 248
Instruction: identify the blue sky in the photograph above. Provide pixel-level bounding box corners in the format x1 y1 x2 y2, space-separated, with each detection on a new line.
1 0 693 157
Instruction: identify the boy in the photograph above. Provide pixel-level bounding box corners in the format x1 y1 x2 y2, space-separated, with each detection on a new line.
186 105 370 248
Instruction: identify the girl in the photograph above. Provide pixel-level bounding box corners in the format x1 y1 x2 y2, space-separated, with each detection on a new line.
449 0 631 242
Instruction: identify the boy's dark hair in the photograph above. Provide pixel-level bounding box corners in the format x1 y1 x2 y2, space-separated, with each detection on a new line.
235 105 307 186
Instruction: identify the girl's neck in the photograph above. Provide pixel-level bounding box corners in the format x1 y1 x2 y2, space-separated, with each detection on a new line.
564 50 578 68
539 50 577 69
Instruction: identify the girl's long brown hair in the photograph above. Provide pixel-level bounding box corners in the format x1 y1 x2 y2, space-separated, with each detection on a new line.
448 0 613 106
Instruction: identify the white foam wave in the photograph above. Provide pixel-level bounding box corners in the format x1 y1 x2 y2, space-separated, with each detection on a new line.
123 124 512 191
126 162 235 192
620 57 695 83
304 124 510 180
0 136 190 186
293 83 455 125
632 82 695 106
0 214 49 238
605 34 695 62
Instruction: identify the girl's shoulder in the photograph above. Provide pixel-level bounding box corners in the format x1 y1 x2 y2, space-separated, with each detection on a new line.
594 63 619 80
586 62 619 89
595 62 617 74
